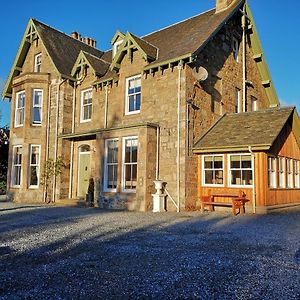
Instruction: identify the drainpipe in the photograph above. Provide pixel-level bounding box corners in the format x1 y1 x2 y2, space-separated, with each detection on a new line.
248 146 256 213
242 4 247 112
156 126 160 180
177 63 183 212
52 78 67 203
104 85 109 128
68 83 77 199
44 79 52 202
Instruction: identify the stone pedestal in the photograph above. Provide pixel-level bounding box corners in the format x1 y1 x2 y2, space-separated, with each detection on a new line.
152 193 166 212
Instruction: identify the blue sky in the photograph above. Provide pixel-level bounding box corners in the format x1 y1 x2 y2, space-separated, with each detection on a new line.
1 0 300 127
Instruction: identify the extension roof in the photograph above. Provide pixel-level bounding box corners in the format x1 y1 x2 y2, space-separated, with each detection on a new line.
193 107 300 153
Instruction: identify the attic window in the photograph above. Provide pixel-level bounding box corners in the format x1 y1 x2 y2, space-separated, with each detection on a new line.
232 37 239 62
34 53 42 72
113 40 123 58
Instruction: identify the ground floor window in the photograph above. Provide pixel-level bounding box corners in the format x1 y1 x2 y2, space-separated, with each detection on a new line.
286 159 293 188
278 157 285 188
229 154 252 186
294 160 300 188
203 155 224 186
104 139 118 192
122 137 138 192
29 145 41 187
12 146 22 187
268 157 277 188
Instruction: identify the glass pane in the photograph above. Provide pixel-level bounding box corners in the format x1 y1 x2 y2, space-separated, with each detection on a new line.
33 107 41 123
125 147 131 163
136 94 141 111
231 156 240 169
30 166 38 186
214 156 223 169
231 170 241 185
241 156 251 169
204 156 213 169
129 95 135 111
131 146 138 163
242 170 252 185
215 170 223 184
205 170 213 184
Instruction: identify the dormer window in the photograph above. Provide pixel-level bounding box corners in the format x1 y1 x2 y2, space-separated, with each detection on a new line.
34 53 42 72
232 37 239 62
113 40 123 58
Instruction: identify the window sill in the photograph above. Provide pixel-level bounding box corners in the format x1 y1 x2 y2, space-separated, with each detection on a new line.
80 119 92 123
125 110 140 116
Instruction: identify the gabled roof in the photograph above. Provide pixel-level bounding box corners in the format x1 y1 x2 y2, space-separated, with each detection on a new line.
32 19 104 76
71 51 110 77
193 107 299 153
2 18 105 98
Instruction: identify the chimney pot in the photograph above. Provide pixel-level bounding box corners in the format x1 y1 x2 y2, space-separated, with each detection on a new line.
71 31 79 39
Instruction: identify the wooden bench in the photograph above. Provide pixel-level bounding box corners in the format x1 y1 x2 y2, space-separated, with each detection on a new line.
201 190 249 216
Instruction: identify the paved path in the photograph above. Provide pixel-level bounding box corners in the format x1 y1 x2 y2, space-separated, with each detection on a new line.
0 203 299 299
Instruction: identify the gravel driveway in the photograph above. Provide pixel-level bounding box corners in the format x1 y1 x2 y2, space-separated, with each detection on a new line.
0 202 299 299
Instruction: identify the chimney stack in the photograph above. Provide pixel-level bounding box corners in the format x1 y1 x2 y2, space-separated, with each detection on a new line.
71 32 97 48
215 0 236 13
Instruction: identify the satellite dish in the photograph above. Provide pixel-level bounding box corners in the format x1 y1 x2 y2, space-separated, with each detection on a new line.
192 66 208 82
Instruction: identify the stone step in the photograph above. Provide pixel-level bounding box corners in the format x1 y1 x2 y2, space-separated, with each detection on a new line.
55 198 87 208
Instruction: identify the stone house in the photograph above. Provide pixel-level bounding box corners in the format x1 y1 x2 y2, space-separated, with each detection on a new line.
3 0 298 212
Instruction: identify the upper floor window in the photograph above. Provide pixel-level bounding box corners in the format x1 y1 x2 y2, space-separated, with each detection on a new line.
15 91 25 127
125 75 141 115
29 145 41 187
235 88 242 113
229 154 252 186
34 53 42 72
80 89 92 122
232 37 239 62
203 155 224 186
32 89 43 125
12 145 22 187
104 139 119 192
122 137 138 192
250 96 258 112
113 40 123 58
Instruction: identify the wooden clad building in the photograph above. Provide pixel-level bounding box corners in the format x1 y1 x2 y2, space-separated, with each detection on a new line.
193 107 300 213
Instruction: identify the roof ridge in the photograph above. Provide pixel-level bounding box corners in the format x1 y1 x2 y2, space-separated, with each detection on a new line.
141 8 215 39
82 51 110 64
32 18 104 54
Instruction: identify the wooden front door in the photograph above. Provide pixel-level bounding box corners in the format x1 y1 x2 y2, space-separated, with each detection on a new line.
78 152 91 198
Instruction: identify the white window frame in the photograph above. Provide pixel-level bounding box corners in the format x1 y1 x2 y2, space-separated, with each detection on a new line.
250 96 258 112
294 160 300 188
202 155 225 187
278 157 286 188
32 89 43 125
232 36 239 62
15 91 25 128
29 145 41 188
286 158 294 189
11 145 22 188
125 75 141 115
34 53 42 72
122 136 138 193
103 138 119 192
80 88 93 123
228 154 253 187
235 88 242 113
113 40 123 58
268 156 277 188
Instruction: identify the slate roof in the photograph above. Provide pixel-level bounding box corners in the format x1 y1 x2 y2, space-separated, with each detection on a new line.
193 107 295 152
33 19 106 76
83 52 110 77
129 33 158 60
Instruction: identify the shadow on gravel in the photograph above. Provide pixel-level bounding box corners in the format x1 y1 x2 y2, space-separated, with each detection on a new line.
0 206 300 299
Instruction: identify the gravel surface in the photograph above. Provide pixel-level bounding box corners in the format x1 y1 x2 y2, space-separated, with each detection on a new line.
0 202 299 299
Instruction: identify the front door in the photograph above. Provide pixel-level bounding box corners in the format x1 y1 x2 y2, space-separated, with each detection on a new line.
78 152 91 198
